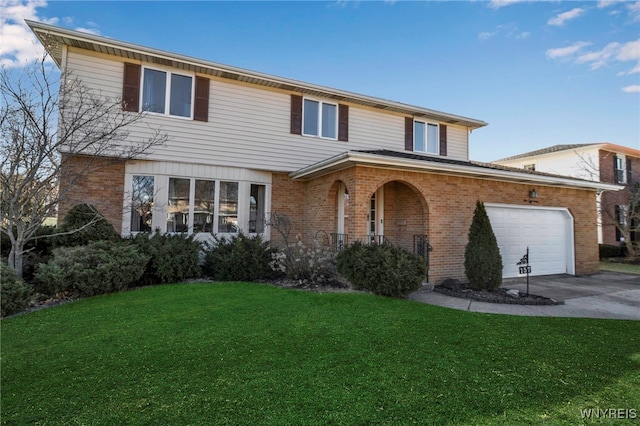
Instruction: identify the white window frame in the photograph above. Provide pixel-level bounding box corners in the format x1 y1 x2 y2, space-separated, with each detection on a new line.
123 173 271 239
302 97 338 140
413 120 439 155
615 155 627 184
140 65 195 119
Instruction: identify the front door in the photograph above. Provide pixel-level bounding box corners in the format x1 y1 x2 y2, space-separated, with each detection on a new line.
369 187 384 243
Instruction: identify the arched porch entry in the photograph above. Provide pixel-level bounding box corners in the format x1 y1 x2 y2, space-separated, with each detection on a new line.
366 180 429 253
327 178 429 254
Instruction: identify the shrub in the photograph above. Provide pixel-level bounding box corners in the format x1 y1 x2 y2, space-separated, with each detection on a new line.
599 244 627 259
2 226 57 284
464 201 503 291
337 241 426 297
202 233 281 281
1 263 31 317
270 237 338 283
35 241 148 297
55 203 120 247
130 233 202 285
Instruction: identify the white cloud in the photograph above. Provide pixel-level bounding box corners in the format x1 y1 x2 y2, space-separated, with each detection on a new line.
548 8 586 26
487 0 530 9
576 42 620 69
0 1 101 68
479 31 497 41
628 1 640 21
546 41 591 59
0 0 53 67
478 24 528 41
572 39 640 73
622 85 640 93
617 39 640 61
597 0 624 8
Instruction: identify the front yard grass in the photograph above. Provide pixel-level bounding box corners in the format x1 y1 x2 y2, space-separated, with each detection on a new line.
600 261 640 275
2 283 639 425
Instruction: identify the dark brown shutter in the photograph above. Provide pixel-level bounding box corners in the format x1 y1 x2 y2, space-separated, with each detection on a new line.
404 117 414 151
194 76 209 122
122 63 141 112
338 104 349 142
627 158 633 184
290 95 302 135
439 124 447 156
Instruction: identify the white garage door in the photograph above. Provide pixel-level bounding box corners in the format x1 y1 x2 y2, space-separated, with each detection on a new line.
485 204 575 278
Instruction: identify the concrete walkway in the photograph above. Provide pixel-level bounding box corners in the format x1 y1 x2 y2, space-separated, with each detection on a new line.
408 272 640 320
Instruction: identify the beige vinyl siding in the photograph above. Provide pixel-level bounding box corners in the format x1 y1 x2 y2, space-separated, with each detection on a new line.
66 49 470 172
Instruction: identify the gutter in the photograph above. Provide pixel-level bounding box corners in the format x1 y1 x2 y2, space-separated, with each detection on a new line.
290 151 624 192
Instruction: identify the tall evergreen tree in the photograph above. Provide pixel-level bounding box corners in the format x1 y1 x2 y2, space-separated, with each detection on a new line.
464 201 503 291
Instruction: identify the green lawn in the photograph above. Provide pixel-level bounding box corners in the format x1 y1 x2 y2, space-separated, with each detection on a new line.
2 283 639 425
600 261 640 275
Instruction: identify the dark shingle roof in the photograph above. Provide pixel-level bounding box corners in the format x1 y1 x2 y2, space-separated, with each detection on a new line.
353 149 595 182
494 144 598 162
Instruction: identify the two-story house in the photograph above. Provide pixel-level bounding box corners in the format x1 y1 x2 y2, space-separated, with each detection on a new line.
494 143 639 247
28 21 620 282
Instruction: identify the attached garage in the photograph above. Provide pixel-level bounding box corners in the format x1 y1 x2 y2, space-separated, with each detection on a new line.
485 204 575 278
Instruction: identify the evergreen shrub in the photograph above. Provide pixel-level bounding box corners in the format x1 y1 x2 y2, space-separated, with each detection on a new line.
55 203 120 247
202 233 280 281
336 241 426 297
464 201 503 291
34 240 148 297
1 263 31 317
130 233 202 285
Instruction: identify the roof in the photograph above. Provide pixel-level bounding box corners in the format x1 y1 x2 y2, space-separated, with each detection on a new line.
26 20 488 130
495 143 640 162
290 149 623 192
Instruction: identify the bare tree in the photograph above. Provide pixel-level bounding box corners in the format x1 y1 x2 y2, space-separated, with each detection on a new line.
601 183 640 259
575 151 639 259
1 52 168 277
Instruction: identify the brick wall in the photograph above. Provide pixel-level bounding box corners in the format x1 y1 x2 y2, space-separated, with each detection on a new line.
58 154 126 233
599 149 640 245
271 165 599 283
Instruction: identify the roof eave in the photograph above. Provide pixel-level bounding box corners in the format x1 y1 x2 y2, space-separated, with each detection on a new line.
26 20 488 130
291 151 624 192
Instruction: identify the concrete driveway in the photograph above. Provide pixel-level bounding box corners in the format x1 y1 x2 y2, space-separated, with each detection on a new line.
409 271 640 320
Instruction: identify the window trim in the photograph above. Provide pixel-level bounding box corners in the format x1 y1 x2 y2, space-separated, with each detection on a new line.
140 65 195 120
302 97 339 140
614 155 627 184
413 119 440 155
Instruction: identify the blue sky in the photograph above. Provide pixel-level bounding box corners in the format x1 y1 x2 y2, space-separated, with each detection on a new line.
2 0 639 161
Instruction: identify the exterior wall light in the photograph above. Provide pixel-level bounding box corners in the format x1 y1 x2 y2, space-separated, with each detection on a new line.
529 189 538 199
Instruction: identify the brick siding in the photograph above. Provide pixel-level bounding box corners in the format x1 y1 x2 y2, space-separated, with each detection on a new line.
271 166 599 283
58 154 126 234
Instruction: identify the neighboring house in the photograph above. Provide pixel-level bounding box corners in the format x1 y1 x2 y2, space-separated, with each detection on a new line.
29 21 620 282
494 144 639 247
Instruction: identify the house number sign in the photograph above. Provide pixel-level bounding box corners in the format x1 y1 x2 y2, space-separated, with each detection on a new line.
517 247 531 296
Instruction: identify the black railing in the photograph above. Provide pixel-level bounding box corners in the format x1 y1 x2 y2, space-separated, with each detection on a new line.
330 233 349 251
413 234 432 283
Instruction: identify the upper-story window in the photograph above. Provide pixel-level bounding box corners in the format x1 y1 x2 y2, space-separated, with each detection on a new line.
614 155 626 184
414 120 439 154
303 98 338 139
524 163 536 171
142 67 193 118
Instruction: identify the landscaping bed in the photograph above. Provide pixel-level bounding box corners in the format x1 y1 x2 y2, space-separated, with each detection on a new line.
434 279 563 305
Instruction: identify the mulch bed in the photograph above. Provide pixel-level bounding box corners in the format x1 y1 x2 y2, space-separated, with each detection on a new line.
434 279 563 306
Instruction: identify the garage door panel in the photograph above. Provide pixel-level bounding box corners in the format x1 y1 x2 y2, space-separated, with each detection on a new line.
486 205 573 278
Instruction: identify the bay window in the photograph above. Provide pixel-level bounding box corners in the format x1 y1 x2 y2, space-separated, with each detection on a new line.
218 181 239 233
127 174 268 236
130 175 154 232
